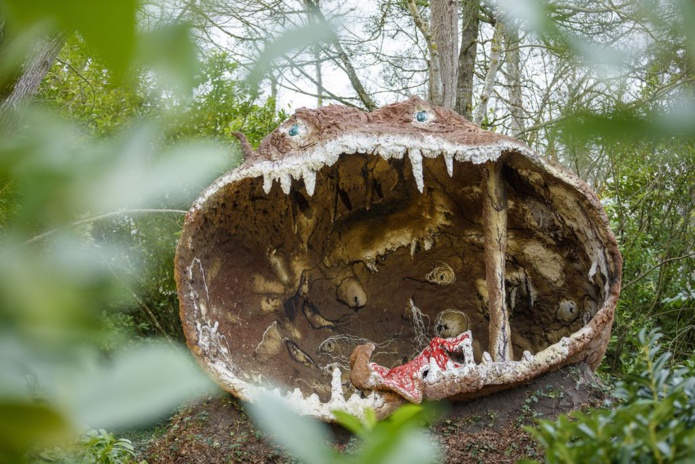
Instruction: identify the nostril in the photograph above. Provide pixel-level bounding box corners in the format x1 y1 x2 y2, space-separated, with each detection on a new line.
337 276 367 309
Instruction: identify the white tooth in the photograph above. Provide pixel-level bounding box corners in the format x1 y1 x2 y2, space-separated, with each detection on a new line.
408 148 424 193
303 168 316 196
523 351 534 362
410 238 418 257
482 352 493 365
262 173 273 194
444 152 454 177
280 172 292 195
462 335 475 364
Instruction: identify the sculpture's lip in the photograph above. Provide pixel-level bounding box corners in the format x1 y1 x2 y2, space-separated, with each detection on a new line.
177 129 622 421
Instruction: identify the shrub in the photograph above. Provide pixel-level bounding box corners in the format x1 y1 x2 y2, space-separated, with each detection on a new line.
523 329 695 463
36 429 145 464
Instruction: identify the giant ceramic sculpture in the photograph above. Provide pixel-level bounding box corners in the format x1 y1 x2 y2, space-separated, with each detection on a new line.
175 97 622 421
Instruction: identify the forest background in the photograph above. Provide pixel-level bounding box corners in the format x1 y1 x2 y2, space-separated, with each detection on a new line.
0 0 694 462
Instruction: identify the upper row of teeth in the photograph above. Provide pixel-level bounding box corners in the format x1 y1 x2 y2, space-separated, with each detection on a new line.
261 147 469 196
253 135 526 196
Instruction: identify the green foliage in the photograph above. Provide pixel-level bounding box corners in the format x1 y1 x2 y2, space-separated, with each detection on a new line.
37 40 284 146
599 139 695 372
0 0 138 78
32 41 285 345
36 429 143 464
36 37 149 137
164 51 286 147
246 393 441 464
524 329 695 464
506 0 695 374
0 1 278 462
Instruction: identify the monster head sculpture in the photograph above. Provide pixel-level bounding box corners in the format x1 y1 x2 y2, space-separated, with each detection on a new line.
175 96 622 421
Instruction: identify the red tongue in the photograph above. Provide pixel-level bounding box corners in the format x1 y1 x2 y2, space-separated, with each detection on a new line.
367 332 471 403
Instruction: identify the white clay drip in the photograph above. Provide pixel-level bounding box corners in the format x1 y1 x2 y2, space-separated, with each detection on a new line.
408 148 425 193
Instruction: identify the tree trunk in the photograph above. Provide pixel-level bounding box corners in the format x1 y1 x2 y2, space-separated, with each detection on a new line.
430 0 458 109
455 0 480 119
407 0 442 105
505 23 525 136
0 32 65 137
304 0 324 107
473 20 503 127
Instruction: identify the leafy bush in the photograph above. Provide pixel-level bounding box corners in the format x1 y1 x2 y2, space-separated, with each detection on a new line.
36 429 144 464
524 329 695 463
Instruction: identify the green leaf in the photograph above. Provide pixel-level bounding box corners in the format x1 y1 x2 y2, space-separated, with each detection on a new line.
246 392 335 464
387 404 424 428
70 342 217 430
136 24 199 95
363 407 378 430
0 401 72 456
375 428 440 464
332 409 367 437
1 0 138 78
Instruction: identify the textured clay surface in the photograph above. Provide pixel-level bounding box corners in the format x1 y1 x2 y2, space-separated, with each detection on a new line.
175 97 622 420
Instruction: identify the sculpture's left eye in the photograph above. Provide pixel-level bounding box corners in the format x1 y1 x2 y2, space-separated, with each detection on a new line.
415 111 428 122
288 124 300 136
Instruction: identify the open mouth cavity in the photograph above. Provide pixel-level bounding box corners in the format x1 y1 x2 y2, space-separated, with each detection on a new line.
175 97 622 421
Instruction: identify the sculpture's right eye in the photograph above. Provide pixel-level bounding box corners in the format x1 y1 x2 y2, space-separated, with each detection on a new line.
288 124 300 137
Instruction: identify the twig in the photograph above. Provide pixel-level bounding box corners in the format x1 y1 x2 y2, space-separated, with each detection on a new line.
14 208 187 250
623 251 695 290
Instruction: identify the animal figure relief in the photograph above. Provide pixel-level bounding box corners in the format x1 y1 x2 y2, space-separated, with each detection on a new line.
350 332 474 403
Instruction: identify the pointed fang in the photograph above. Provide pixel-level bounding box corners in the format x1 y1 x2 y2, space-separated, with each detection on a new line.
303 168 316 196
408 149 425 193
280 173 292 195
262 173 273 194
444 152 454 177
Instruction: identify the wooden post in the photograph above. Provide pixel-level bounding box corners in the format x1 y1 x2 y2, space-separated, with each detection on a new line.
482 160 513 362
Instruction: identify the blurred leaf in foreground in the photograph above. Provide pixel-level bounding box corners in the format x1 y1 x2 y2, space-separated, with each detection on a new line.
0 105 229 461
247 392 442 464
0 0 138 78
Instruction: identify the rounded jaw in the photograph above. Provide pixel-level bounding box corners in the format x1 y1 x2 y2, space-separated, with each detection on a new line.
175 96 622 421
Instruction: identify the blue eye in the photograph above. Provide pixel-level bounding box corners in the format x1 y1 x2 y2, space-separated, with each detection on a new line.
288 124 299 136
415 111 428 122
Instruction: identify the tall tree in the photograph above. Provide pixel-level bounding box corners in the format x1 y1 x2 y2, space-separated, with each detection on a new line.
455 0 480 118
430 0 458 108
407 0 443 104
504 21 524 136
0 26 65 136
473 19 503 127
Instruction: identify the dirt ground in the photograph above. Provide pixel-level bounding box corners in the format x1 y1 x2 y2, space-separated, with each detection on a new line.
140 364 608 464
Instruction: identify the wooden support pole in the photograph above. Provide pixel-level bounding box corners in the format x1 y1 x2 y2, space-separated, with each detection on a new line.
482 160 513 362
